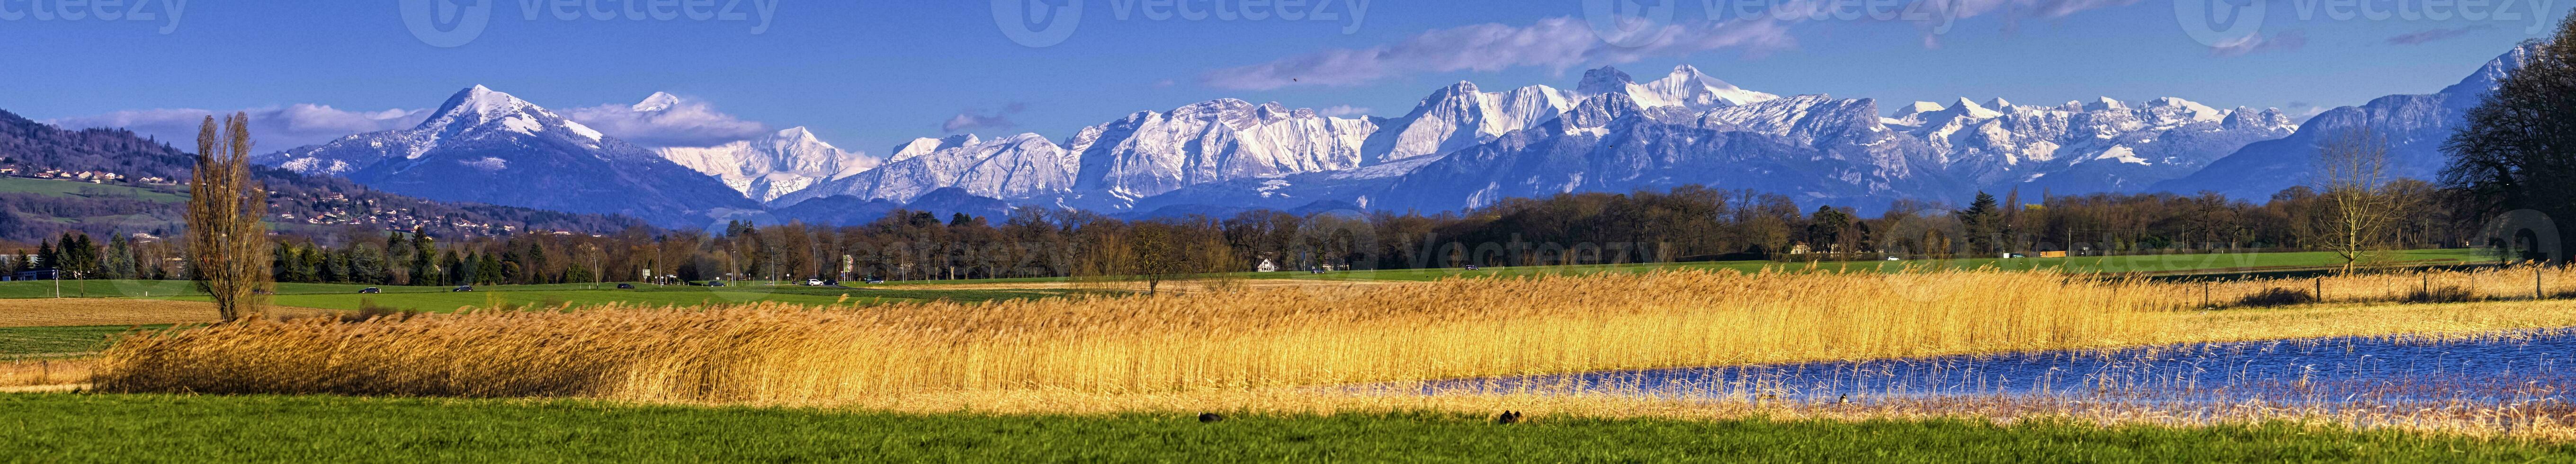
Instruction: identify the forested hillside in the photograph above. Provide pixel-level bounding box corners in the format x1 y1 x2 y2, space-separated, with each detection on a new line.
0 109 649 243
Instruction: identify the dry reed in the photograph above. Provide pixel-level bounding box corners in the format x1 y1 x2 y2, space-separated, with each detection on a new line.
92 269 2163 403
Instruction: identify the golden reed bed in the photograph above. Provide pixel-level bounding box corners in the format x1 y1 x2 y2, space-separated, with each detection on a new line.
76 268 2576 440
94 270 2160 402
83 268 2576 405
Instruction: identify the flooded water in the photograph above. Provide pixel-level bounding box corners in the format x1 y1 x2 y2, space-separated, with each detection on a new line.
1418 330 2576 407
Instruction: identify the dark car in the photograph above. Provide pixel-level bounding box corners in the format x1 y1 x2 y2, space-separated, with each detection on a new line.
1464 265 1480 271
864 278 886 284
451 286 473 292
616 283 635 289
822 280 839 287
707 281 726 287
359 287 381 294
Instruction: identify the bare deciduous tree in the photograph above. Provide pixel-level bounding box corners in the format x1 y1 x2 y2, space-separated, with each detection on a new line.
188 113 273 321
2310 128 2416 273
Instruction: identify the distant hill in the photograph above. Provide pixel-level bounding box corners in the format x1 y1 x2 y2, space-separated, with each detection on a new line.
0 108 651 241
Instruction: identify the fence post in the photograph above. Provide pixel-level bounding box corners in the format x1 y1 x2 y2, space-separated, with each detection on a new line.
2316 277 2324 303
2541 267 2548 300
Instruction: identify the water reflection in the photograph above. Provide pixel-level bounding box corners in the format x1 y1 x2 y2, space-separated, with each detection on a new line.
1414 330 2576 408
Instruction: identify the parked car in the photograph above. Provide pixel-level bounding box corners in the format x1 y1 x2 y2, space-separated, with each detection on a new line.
451 286 473 292
707 281 725 287
1464 265 1480 270
616 283 635 289
864 278 886 284
805 279 825 286
359 287 381 294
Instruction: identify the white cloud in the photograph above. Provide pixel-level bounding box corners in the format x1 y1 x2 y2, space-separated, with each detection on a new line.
1317 105 1373 117
1200 0 2149 90
45 105 428 152
1200 17 1798 91
2209 30 2306 57
942 103 1029 133
562 94 770 148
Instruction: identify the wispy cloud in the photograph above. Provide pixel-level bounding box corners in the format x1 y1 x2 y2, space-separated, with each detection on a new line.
1316 105 1373 117
943 103 1029 133
1199 17 1795 91
2387 26 2487 45
562 94 770 148
2209 30 2306 57
45 105 429 152
1199 0 2147 90
2283 100 2336 123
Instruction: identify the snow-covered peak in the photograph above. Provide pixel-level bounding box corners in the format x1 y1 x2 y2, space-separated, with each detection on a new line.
2084 97 2128 112
1633 64 1780 109
1985 98 2015 111
2447 43 2543 96
633 92 682 112
429 85 542 124
2143 97 2226 123
1949 97 2004 119
1576 66 1637 95
773 126 817 142
892 134 979 163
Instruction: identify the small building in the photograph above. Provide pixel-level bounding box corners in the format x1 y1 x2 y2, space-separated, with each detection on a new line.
7 269 59 281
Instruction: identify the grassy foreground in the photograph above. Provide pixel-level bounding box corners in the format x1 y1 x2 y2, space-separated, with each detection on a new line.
2 394 2568 464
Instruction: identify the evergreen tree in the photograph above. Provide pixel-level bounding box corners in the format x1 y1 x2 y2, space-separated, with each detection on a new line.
36 240 55 272
475 254 502 285
351 244 387 285
525 241 549 284
439 250 464 286
102 237 135 280
299 247 326 284
271 243 296 282
412 229 439 286
1960 192 2003 255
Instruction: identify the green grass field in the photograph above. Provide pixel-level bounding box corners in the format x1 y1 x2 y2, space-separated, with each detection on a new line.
0 177 183 203
0 394 2565 463
856 248 2501 286
124 286 1093 313
0 249 2495 314
0 325 163 357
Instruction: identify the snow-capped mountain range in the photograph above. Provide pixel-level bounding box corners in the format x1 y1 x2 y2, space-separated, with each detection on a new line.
763 64 2296 215
633 93 881 203
2155 45 2534 198
261 86 758 227
259 47 2528 227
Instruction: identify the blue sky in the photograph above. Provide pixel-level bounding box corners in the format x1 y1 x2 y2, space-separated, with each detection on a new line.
0 0 2562 155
